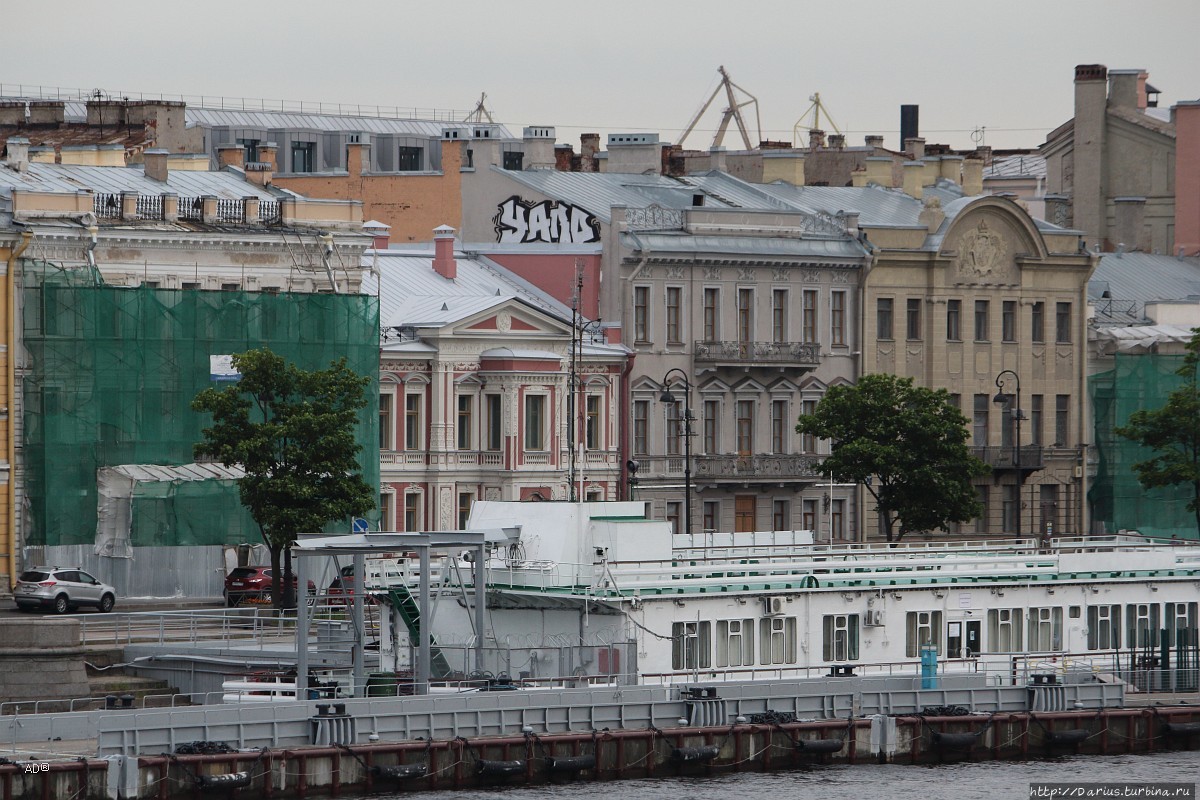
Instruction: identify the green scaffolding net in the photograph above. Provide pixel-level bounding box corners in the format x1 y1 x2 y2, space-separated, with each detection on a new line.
21 260 380 549
1090 351 1195 540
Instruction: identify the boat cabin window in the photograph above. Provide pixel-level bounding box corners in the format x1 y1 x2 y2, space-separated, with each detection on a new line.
821 614 859 662
1166 603 1198 646
1126 603 1160 649
1027 607 1063 651
672 621 711 670
1087 605 1121 650
906 610 943 657
759 617 797 665
986 608 1022 652
716 619 755 667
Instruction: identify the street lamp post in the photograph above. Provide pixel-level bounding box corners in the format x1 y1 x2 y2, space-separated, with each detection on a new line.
659 368 694 535
993 369 1024 537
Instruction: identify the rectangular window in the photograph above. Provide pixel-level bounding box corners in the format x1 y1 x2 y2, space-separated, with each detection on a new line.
736 400 754 455
802 289 818 343
738 289 753 344
946 299 962 341
906 610 943 657
800 399 817 452
1055 395 1069 446
457 491 473 529
1125 603 1160 649
702 400 718 454
457 395 473 450
585 395 601 450
379 393 394 450
404 493 420 532
634 286 650 343
772 499 790 531
876 298 894 340
1027 607 1063 651
773 289 788 342
666 501 681 534
405 393 422 450
1002 484 1019 533
906 298 922 341
802 499 817 532
1031 301 1045 343
831 291 846 346
486 394 502 451
1002 300 1016 342
717 619 755 667
1087 605 1121 650
671 621 711 670
771 400 787 454
666 286 682 343
291 141 315 173
524 394 545 450
1166 603 1198 646
633 400 648 455
1030 395 1043 446
759 616 798 664
396 146 423 171
665 401 681 456
831 499 845 540
987 609 1022 652
975 486 989 535
502 151 524 170
702 501 719 532
974 300 989 341
822 614 860 662
379 492 392 531
1056 302 1072 343
703 288 719 341
973 394 989 447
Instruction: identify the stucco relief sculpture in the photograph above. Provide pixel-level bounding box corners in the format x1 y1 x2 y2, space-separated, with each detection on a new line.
957 219 1008 277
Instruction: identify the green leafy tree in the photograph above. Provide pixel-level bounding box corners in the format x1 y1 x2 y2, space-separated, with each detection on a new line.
1115 328 1200 536
796 373 990 543
193 348 375 608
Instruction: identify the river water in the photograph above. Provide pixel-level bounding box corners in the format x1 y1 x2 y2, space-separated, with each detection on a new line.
385 750 1200 800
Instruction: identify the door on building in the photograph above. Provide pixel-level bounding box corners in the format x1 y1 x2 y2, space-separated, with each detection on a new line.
965 619 981 657
734 495 756 532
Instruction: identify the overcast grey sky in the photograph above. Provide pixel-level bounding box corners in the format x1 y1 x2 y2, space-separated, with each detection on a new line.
7 0 1198 152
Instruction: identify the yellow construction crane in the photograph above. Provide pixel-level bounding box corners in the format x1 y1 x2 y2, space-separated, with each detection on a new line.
793 93 841 146
679 66 762 151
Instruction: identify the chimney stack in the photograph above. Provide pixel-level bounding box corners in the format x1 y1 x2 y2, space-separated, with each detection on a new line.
522 126 557 170
432 225 457 280
580 133 600 172
900 105 919 149
363 220 391 250
217 144 245 170
808 129 825 150
5 136 30 172
864 135 884 149
903 137 925 160
143 148 169 182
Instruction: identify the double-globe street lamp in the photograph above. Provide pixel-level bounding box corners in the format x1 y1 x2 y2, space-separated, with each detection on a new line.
659 368 694 536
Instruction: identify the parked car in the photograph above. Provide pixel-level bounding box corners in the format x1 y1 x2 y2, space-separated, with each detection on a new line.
13 567 116 614
224 567 314 606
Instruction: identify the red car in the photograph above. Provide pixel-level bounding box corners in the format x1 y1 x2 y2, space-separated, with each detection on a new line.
224 567 313 606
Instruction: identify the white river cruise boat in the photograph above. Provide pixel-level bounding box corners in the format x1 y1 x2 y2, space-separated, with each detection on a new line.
411 500 1200 689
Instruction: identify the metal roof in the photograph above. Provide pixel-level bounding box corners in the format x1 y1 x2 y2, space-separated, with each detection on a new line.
1090 252 1200 305
623 231 866 260
985 154 1047 179
186 108 513 139
365 247 574 330
495 169 745 222
0 161 278 201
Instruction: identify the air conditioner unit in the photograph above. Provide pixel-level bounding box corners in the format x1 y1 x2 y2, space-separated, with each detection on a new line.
863 609 886 627
761 596 785 617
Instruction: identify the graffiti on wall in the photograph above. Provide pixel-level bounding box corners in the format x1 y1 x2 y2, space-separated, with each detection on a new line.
493 196 600 244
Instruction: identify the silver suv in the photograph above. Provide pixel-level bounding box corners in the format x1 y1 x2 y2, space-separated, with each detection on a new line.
13 567 117 614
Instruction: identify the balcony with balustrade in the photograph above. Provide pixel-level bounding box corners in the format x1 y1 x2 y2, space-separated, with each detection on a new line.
972 445 1044 482
632 453 823 484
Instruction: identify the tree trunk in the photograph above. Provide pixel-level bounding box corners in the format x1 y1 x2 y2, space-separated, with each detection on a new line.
282 546 296 610
268 544 283 610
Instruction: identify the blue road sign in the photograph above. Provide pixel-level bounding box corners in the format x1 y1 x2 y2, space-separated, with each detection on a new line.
352 517 370 533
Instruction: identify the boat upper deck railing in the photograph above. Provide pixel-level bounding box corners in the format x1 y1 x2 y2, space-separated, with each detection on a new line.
481 535 1200 596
